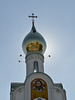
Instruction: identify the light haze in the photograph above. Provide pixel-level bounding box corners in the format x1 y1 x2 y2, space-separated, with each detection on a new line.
0 0 75 100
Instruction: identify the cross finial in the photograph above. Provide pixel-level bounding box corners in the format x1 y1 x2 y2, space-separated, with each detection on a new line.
28 13 38 26
29 13 38 20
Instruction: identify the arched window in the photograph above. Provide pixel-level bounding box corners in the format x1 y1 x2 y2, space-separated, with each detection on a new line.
34 61 38 72
38 98 42 100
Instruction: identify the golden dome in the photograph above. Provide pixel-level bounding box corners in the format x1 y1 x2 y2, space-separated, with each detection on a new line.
22 23 46 55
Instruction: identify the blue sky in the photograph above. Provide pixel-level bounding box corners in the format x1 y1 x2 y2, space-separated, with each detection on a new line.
0 0 75 100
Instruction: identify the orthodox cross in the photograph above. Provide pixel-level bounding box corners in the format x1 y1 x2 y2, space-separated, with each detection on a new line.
28 13 38 23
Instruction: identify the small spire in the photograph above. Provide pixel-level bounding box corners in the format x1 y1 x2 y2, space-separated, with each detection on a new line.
28 13 38 33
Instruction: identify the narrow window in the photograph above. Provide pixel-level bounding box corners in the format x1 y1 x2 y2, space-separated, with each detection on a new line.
34 61 38 72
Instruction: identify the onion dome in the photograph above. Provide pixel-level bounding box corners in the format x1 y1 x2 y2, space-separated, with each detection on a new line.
22 22 46 55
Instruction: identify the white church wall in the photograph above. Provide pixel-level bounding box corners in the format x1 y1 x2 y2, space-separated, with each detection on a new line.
53 87 65 100
13 86 25 100
24 73 53 100
10 73 66 100
26 53 44 76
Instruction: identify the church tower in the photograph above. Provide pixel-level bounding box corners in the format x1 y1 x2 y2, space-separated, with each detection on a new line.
10 14 66 100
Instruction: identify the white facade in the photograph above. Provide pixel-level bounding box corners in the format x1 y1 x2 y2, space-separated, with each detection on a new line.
10 73 66 100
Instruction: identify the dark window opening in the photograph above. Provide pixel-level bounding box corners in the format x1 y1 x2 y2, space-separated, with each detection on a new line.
34 61 38 72
38 98 42 100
